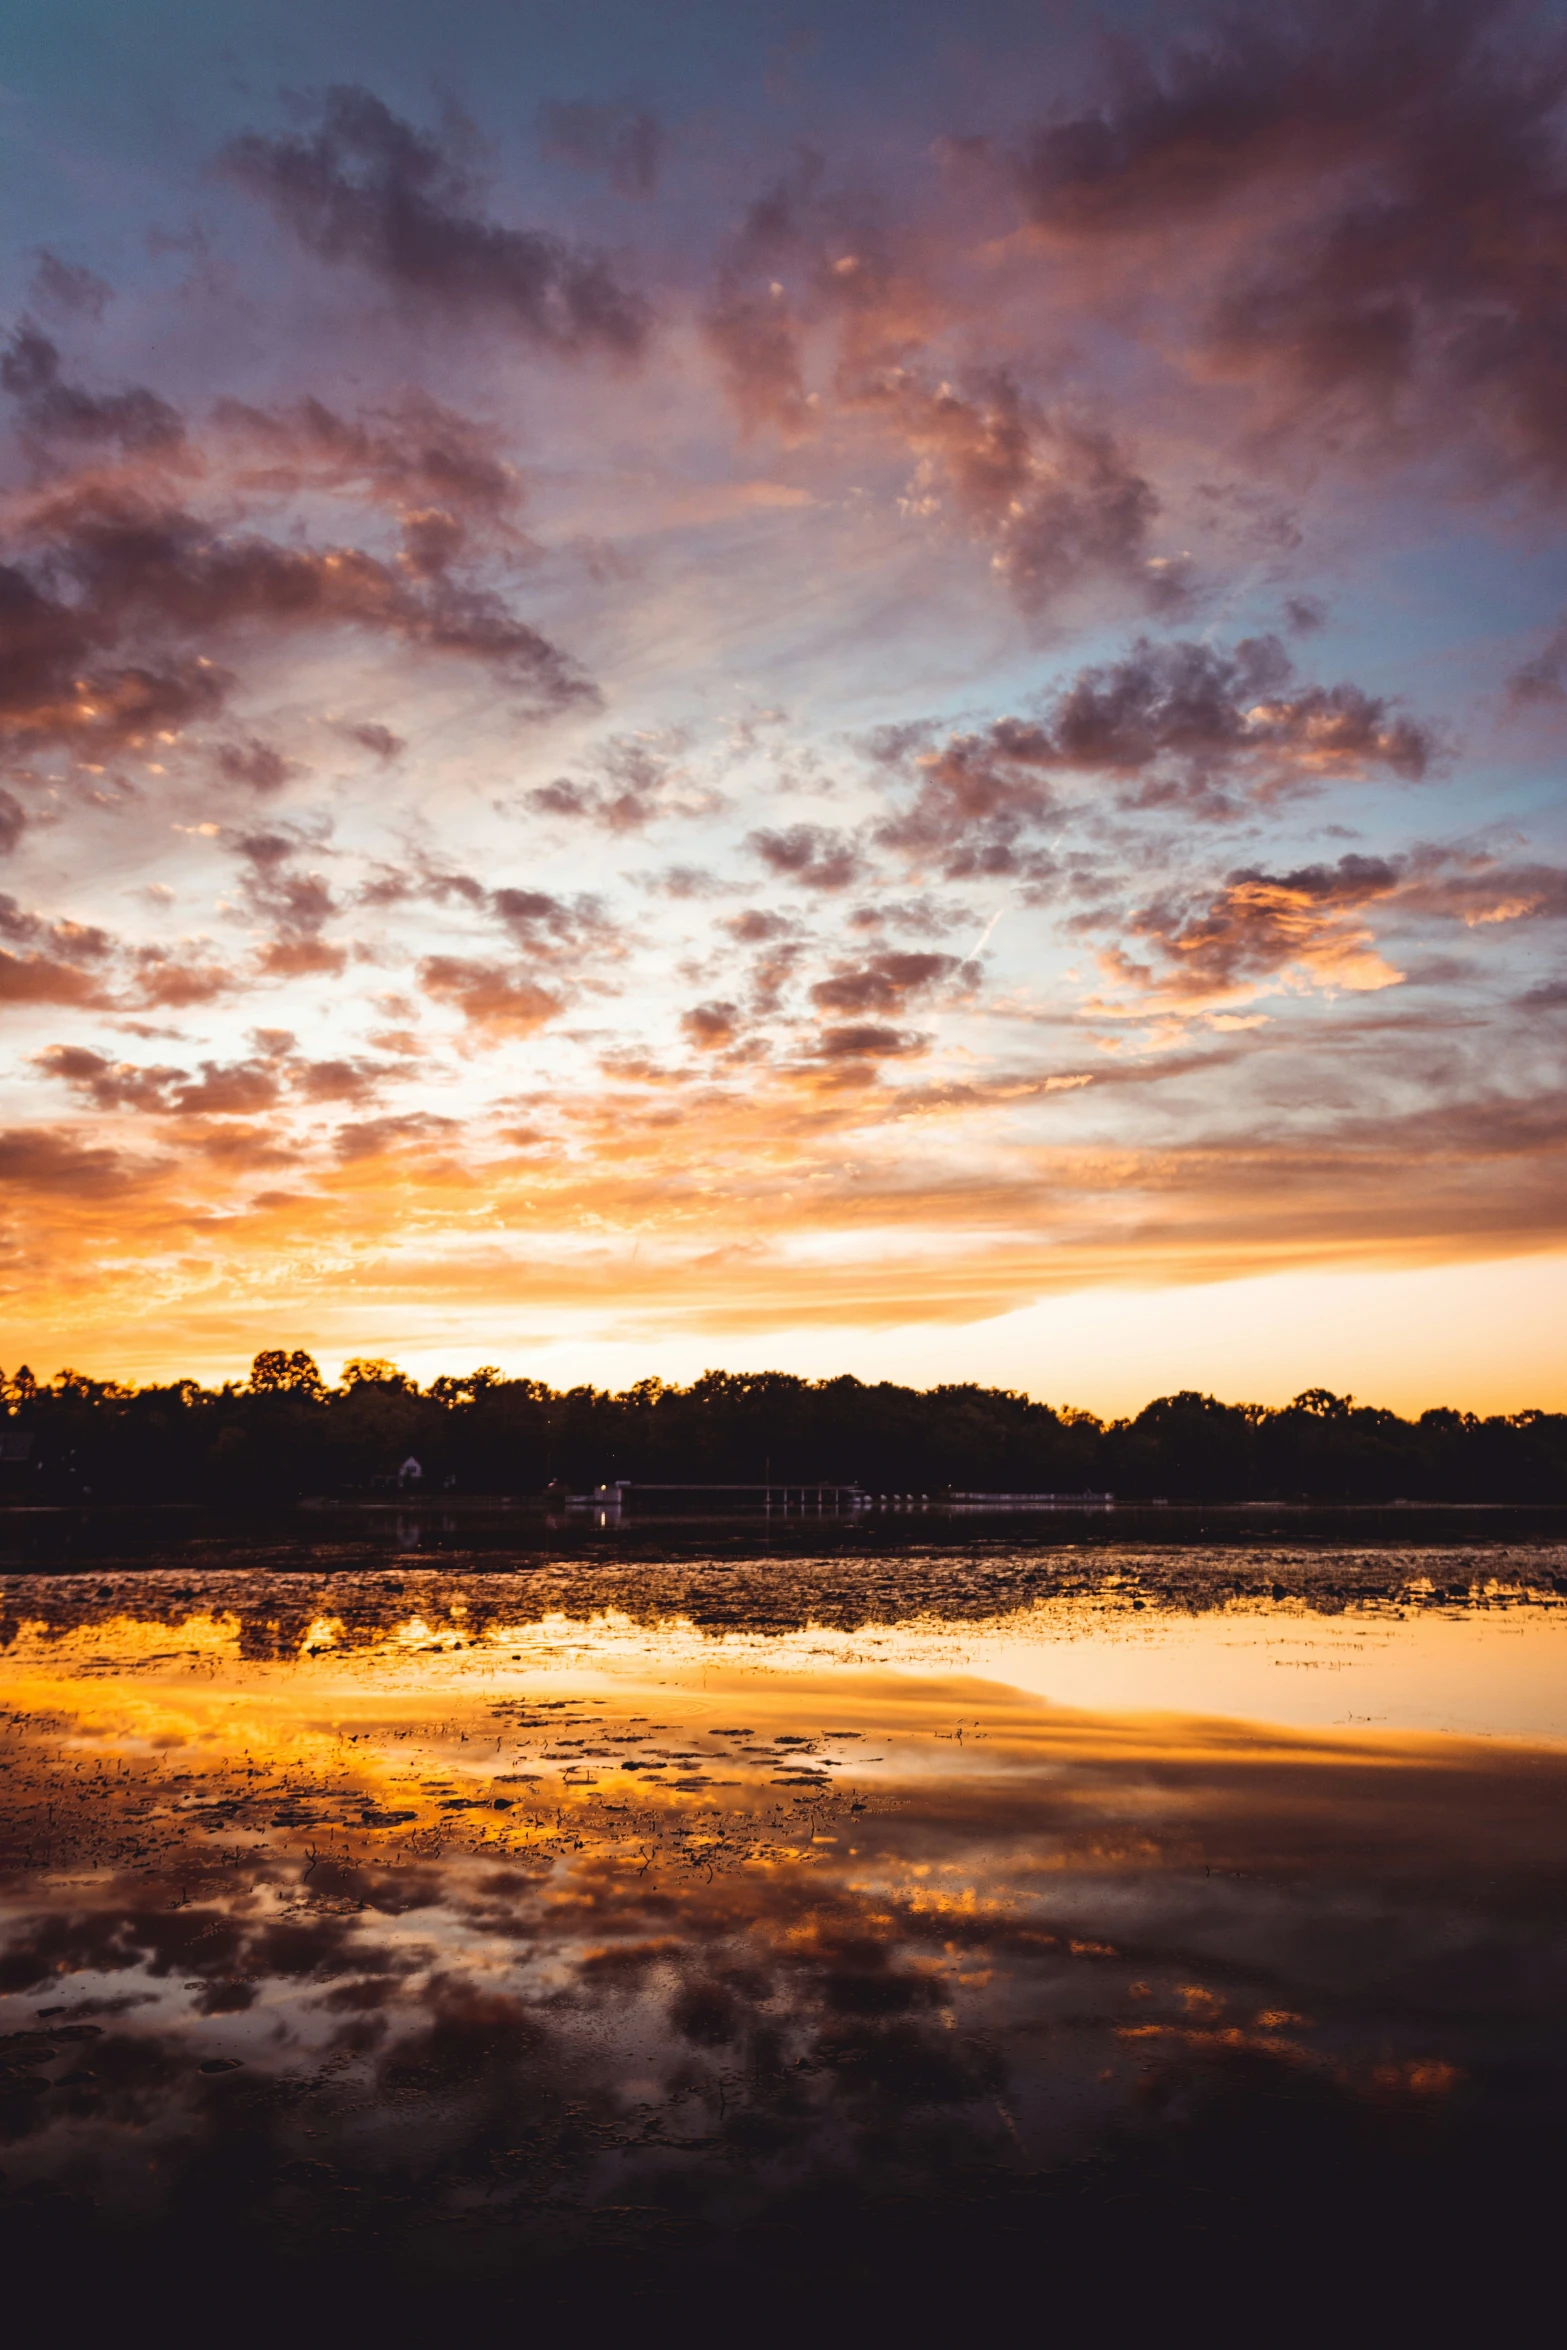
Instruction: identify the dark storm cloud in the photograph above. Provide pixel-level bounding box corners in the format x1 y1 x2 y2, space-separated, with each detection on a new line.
355 864 609 1041
32 1034 394 1116
0 541 228 764
809 950 971 1017
491 886 608 956
215 737 299 793
1046 635 1433 798
814 1022 928 1060
526 778 602 821
221 87 649 354
31 1044 180 1112
0 469 590 795
538 100 664 196
218 390 521 523
1012 0 1567 485
219 828 347 980
876 635 1434 871
33 1044 283 1117
12 486 573 680
523 738 678 832
747 823 864 890
0 359 589 881
216 389 527 586
1 327 184 451
874 722 1058 873
231 828 338 944
364 860 608 964
1014 0 1484 236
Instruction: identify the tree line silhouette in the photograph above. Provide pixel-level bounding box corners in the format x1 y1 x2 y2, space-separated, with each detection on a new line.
1 1354 1564 1505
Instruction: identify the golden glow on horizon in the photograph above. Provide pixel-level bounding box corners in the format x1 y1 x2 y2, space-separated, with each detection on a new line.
8 1246 1567 1420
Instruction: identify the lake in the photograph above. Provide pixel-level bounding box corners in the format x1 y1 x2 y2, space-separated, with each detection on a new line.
2 1523 1563 2331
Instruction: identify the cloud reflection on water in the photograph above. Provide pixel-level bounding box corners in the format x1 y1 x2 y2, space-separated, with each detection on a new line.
1 1560 1564 2318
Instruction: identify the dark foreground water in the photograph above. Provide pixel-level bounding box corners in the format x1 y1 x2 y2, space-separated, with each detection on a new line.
2 1524 1564 2337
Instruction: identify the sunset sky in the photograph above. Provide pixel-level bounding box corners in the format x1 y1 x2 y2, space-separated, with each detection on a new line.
2 0 1566 1411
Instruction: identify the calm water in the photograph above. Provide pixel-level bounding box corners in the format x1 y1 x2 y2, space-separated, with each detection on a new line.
2 1536 1564 2329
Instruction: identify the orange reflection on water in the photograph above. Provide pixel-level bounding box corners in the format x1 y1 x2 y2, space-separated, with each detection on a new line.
1 1565 1564 2312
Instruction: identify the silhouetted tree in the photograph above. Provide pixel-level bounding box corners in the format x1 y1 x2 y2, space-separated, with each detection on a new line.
1 1360 1563 1506
249 1349 327 1398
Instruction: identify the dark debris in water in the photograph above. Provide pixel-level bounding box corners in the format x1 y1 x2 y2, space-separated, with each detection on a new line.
2 1537 1563 1663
